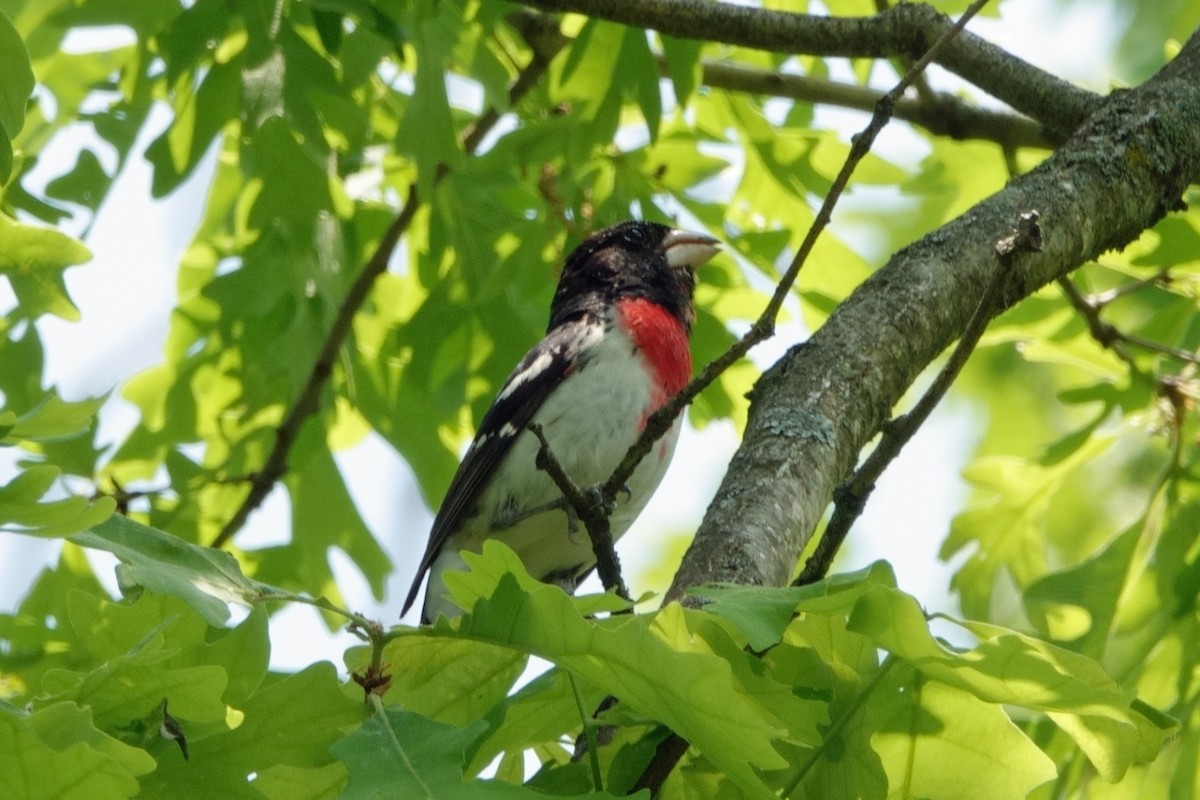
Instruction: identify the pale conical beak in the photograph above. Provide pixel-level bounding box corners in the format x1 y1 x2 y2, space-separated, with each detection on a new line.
663 228 721 270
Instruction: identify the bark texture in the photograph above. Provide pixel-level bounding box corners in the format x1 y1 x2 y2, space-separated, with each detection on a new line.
668 30 1200 598
518 0 1099 136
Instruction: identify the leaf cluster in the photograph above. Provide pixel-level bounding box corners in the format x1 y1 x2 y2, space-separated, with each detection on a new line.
0 0 1199 798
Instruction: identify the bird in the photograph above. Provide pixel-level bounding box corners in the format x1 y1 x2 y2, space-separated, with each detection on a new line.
402 220 721 623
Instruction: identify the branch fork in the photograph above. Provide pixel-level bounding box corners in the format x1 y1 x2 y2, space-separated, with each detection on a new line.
798 207 1041 586
528 422 632 603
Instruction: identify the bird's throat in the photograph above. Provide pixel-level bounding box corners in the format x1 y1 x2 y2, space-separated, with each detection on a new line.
616 297 693 413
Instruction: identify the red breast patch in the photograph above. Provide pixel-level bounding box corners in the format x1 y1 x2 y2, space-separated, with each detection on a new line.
617 297 692 413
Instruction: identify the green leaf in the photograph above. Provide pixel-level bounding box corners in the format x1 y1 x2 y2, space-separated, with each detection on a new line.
71 514 266 626
0 8 34 182
145 59 239 197
699 561 898 651
67 591 269 707
441 542 789 800
0 707 141 800
773 648 884 800
22 702 156 779
140 663 365 798
940 434 1116 618
1023 510 1145 654
0 546 106 704
40 648 227 730
396 0 461 193
465 668 608 777
0 465 115 538
0 215 91 320
851 588 1135 717
3 391 107 444
251 762 348 800
659 34 703 107
620 26 661 141
34 587 244 732
44 149 112 209
311 8 344 55
550 19 624 152
1015 321 1128 379
333 707 633 799
244 115 339 234
847 585 1161 781
870 666 1056 800
347 634 526 728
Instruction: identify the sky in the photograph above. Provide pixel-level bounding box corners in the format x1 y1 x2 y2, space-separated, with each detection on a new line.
0 0 1125 671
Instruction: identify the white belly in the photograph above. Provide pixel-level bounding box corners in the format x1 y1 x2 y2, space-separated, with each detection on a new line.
425 321 682 617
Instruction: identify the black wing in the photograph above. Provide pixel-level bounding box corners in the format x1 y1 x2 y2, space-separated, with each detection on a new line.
401 317 599 615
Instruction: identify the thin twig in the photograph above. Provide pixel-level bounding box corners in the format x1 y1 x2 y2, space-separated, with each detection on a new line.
600 0 996 511
210 25 564 549
253 586 390 698
1059 271 1200 495
1118 331 1200 365
627 0 994 790
91 478 171 514
873 0 942 112
528 423 631 602
1059 276 1200 366
1090 268 1171 306
795 210 1041 586
631 732 690 796
211 189 420 548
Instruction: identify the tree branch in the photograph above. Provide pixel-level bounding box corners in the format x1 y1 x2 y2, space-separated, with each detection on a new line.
697 61 1055 150
599 0 992 519
527 423 631 602
796 211 1042 586
516 0 1100 137
631 731 690 796
667 29 1200 600
512 9 1053 150
1058 275 1200 367
210 188 421 548
621 2 993 790
210 21 565 549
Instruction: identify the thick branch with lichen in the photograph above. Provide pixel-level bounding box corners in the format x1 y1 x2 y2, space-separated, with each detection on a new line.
600 0 992 531
796 211 1043 587
667 28 1200 600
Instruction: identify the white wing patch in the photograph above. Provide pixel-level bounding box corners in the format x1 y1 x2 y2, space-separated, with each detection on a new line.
448 315 681 584
497 350 555 402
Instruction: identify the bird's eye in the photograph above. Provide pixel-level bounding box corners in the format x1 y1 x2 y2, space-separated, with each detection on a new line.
625 226 647 245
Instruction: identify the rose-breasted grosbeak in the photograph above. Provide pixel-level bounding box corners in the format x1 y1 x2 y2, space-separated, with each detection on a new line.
402 221 720 623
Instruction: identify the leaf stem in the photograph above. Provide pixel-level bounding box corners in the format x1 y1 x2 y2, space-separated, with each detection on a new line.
253 588 389 680
369 694 434 796
568 672 605 792
781 655 899 797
